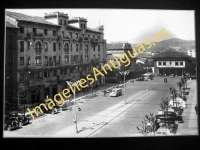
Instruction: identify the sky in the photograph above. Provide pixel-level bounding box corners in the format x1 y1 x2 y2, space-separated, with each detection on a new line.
6 9 195 44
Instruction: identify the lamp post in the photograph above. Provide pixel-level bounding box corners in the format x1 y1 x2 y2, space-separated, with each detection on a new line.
67 80 80 134
119 70 130 104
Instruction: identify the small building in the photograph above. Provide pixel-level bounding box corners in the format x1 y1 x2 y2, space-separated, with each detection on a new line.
152 52 193 76
187 49 196 58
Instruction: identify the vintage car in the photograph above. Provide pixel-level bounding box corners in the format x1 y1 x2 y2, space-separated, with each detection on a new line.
170 74 175 78
155 111 179 124
10 113 30 126
4 114 23 131
155 127 175 136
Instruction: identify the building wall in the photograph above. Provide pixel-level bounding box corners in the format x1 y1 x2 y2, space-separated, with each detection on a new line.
156 61 185 68
6 12 107 106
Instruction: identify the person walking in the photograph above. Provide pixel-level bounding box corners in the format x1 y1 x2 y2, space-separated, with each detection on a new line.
195 104 198 115
104 90 106 97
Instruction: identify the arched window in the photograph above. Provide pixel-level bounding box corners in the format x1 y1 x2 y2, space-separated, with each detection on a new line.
59 19 62 25
64 43 69 54
85 44 88 52
35 41 42 52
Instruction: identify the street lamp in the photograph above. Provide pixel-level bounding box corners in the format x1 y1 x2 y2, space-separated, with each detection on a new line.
119 70 130 104
67 80 80 134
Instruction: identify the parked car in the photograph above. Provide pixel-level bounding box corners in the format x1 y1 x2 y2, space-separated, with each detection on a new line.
4 114 23 131
38 103 61 114
155 111 179 124
110 88 122 97
170 74 175 78
155 127 175 136
11 113 30 126
168 99 186 109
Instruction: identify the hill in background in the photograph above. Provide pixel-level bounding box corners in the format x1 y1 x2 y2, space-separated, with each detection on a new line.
107 38 195 53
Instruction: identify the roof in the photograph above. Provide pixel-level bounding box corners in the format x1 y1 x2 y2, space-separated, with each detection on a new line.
67 24 81 30
6 21 18 28
86 27 101 33
6 11 59 26
152 52 192 59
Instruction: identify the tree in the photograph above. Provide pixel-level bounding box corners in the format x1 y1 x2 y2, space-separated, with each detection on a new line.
130 62 145 78
136 113 157 136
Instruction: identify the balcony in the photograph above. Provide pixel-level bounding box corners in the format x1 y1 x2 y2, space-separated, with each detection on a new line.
90 38 99 44
83 37 89 41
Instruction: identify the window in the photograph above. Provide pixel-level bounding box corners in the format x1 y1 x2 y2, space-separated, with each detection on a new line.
180 62 183 66
88 35 90 38
45 42 48 52
35 41 42 52
20 26 24 34
45 56 48 64
44 29 47 35
81 55 83 61
93 45 95 51
8 36 13 48
59 56 61 63
175 62 179 66
20 74 24 81
76 55 79 61
27 41 30 50
71 44 72 52
98 45 100 51
64 20 66 25
44 71 49 78
84 24 86 29
20 57 24 65
85 55 88 60
69 32 72 38
33 28 37 35
53 30 57 36
53 70 57 77
85 45 88 52
94 54 95 58
158 62 162 66
76 44 78 52
20 41 24 52
82 34 84 37
93 35 95 38
97 36 100 40
53 43 56 51
64 43 69 54
59 19 62 25
163 62 166 66
28 57 30 65
75 33 79 38
65 55 69 62
98 54 100 59
59 42 61 50
53 56 56 63
35 56 41 64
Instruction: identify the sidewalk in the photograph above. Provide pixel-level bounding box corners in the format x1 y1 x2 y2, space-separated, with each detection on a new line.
176 80 198 135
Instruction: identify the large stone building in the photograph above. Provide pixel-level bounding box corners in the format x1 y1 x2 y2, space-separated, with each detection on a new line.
5 11 107 107
152 51 194 76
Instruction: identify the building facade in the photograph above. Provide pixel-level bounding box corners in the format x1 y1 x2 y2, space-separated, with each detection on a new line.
152 52 193 76
5 11 107 107
187 49 196 58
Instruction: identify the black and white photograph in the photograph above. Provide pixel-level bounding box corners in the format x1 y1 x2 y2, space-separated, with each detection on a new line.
4 8 197 138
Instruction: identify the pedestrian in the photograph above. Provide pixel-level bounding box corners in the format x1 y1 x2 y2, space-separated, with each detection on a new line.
195 104 197 115
104 90 106 96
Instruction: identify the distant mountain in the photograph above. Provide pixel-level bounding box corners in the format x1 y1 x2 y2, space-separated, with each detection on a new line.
131 38 195 53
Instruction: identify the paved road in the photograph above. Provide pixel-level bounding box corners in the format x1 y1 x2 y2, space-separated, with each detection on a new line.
4 76 197 137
